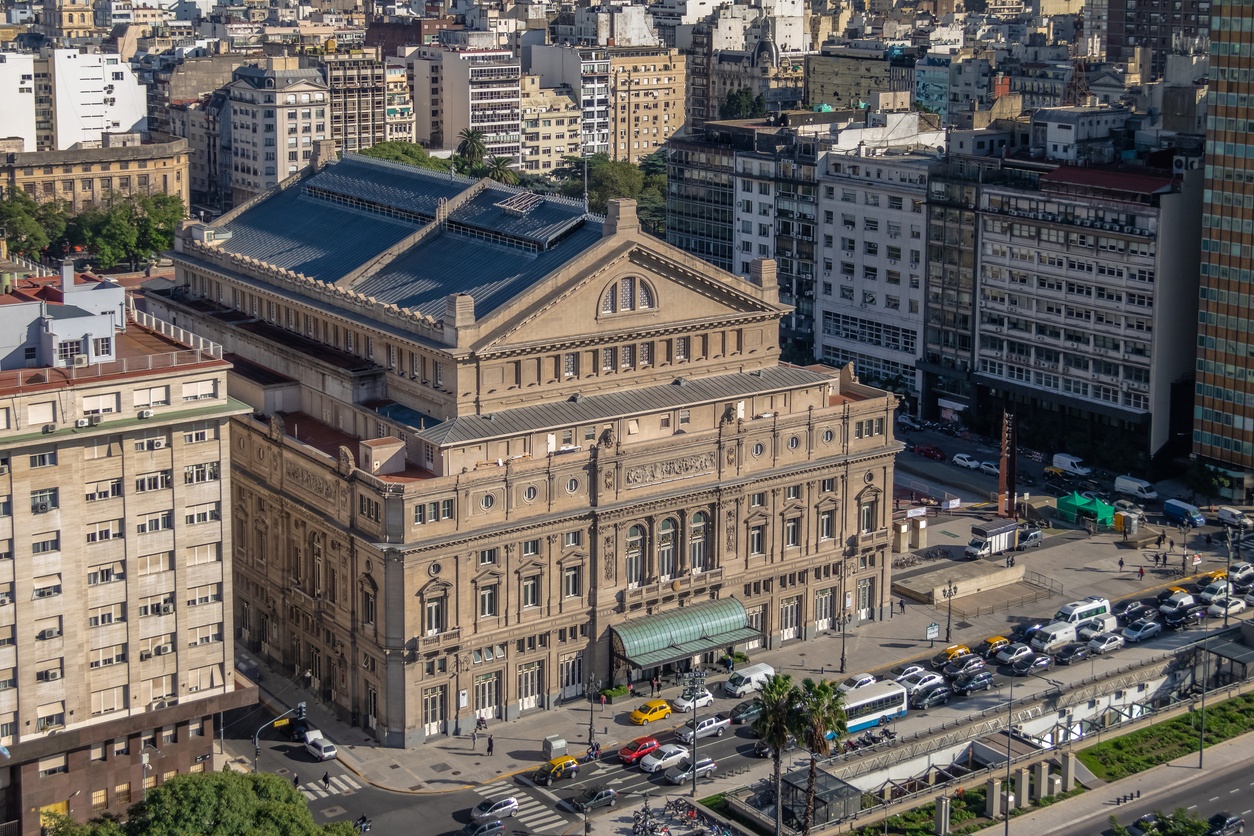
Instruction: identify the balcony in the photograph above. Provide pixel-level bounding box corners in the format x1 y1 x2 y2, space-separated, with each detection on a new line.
851 528 890 552
418 626 462 651
621 567 725 610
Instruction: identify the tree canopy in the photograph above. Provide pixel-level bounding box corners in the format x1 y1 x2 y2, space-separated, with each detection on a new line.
357 141 452 173
720 87 768 120
42 770 357 836
553 153 667 234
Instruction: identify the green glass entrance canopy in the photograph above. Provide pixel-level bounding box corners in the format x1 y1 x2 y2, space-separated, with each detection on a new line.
610 597 760 669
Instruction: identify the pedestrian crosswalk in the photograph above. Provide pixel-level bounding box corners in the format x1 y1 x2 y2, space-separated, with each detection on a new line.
300 773 362 800
476 780 568 832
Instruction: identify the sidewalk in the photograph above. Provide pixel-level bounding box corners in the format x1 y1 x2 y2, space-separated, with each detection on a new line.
998 732 1254 834
231 512 1233 795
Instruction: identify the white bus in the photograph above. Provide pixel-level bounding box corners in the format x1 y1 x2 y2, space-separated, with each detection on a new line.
841 681 908 732
1053 596 1112 624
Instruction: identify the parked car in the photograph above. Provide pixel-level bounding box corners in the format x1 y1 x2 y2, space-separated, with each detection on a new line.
890 662 928 681
570 786 618 813
1017 529 1044 550
462 821 505 836
1207 813 1246 836
951 670 996 696
1155 587 1190 607
974 636 1011 659
1054 642 1092 665
1122 620 1163 643
910 683 952 709
980 461 1000 476
1121 603 1161 624
533 756 580 785
639 744 688 774
1114 500 1145 520
1008 623 1046 644
942 656 986 679
996 643 1033 665
898 671 945 696
1164 605 1209 630
675 714 730 744
618 736 661 766
1010 653 1054 675
897 414 923 431
665 757 717 785
629 700 673 725
1207 596 1247 619
1088 633 1125 654
952 453 980 470
303 730 337 762
915 444 946 461
931 645 972 668
671 687 714 713
838 673 876 692
729 701 763 725
471 798 519 824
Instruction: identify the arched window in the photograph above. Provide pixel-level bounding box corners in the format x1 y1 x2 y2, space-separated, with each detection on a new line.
638 281 654 309
657 519 676 580
602 287 616 314
625 525 645 588
599 277 656 316
619 277 634 311
689 512 708 572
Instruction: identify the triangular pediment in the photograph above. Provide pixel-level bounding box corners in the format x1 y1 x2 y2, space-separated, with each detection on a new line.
473 240 786 354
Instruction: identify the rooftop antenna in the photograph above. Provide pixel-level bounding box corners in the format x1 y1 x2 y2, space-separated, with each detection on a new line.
582 153 589 213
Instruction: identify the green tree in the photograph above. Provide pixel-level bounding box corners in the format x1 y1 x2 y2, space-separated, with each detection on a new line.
639 149 669 178
456 128 487 164
1183 460 1231 504
792 678 846 836
0 187 65 257
719 87 767 120
357 140 452 173
752 674 797 836
135 194 185 260
482 156 519 185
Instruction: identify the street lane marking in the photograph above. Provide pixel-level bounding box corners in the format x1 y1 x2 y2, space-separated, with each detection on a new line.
1231 788 1240 794
1211 797 1220 802
1188 805 1198 810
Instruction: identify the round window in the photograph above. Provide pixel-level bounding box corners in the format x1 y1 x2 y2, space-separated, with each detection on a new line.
480 494 495 510
752 442 765 457
566 478 580 493
523 485 538 502
788 436 800 450
823 429 834 444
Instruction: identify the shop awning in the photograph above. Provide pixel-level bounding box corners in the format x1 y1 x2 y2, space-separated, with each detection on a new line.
611 598 760 669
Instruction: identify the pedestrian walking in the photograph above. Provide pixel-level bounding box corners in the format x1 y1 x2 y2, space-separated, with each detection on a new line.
322 772 330 791
1169 538 1175 553
293 774 300 788
471 730 478 749
600 693 606 713
628 682 635 698
1157 532 1165 548
1122 528 1129 542
899 597 906 614
653 677 660 696
1138 566 1145 581
1118 557 1125 572
487 736 494 756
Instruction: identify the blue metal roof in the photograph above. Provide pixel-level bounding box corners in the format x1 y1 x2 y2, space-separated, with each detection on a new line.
309 155 470 221
353 221 604 319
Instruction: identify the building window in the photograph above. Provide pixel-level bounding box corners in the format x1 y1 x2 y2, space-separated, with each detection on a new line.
523 539 539 556
479 548 497 565
657 519 676 579
424 598 445 635
689 512 708 572
625 525 644 588
675 336 689 361
183 462 220 484
859 499 878 534
564 531 581 548
563 353 578 377
479 585 498 618
786 485 800 500
29 451 57 468
521 576 539 608
563 566 582 598
31 488 58 513
359 495 380 522
749 524 765 555
784 518 800 548
819 510 834 540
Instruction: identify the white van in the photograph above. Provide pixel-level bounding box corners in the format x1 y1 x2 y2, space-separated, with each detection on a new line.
1114 475 1158 501
1054 596 1112 624
1051 453 1092 477
1078 614 1118 641
1216 507 1252 529
723 663 775 697
1199 581 1232 604
1031 622 1077 654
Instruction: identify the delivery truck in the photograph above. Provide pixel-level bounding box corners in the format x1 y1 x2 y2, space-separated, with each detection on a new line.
965 520 1020 559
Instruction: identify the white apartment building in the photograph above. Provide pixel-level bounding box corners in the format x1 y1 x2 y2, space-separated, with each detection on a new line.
408 46 521 159
225 57 328 205
973 165 1202 458
814 152 932 396
527 45 611 157
0 49 147 153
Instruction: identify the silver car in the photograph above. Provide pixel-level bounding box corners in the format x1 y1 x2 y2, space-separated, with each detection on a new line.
471 798 518 824
664 756 716 785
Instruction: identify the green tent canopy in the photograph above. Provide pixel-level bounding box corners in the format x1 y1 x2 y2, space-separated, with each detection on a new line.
1055 491 1115 528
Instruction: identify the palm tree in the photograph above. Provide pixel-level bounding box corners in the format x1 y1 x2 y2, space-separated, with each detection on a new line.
793 679 847 836
752 674 797 836
456 128 487 164
482 156 519 185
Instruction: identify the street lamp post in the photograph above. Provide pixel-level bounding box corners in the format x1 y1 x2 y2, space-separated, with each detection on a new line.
1003 670 1014 836
686 667 708 798
1222 525 1235 628
839 614 850 674
1199 639 1209 769
942 580 958 644
587 673 602 746
141 743 163 802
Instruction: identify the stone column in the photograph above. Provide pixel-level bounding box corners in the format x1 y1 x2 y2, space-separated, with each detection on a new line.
1014 766 1031 810
1033 761 1049 801
985 778 1002 819
934 795 950 835
1061 752 1077 792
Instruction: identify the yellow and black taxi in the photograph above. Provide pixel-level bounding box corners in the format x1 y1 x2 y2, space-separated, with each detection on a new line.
930 644 971 669
628 699 673 725
973 636 1009 660
532 755 579 786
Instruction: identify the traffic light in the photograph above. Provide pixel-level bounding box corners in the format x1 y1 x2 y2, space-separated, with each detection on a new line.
296 702 307 722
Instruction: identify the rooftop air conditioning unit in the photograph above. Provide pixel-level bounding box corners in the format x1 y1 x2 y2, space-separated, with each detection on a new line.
90 414 102 425
160 603 173 614
0 465 8 475
75 418 90 428
35 502 50 513
139 409 154 419
140 650 153 660
73 354 89 368
157 643 173 655
45 669 62 681
42 424 55 434
151 438 167 449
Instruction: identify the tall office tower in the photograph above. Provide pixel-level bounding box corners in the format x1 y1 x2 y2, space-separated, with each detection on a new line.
0 254 252 833
320 48 387 154
1194 0 1254 499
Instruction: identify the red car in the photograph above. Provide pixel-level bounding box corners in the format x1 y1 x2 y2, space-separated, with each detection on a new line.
914 443 946 461
618 735 661 766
